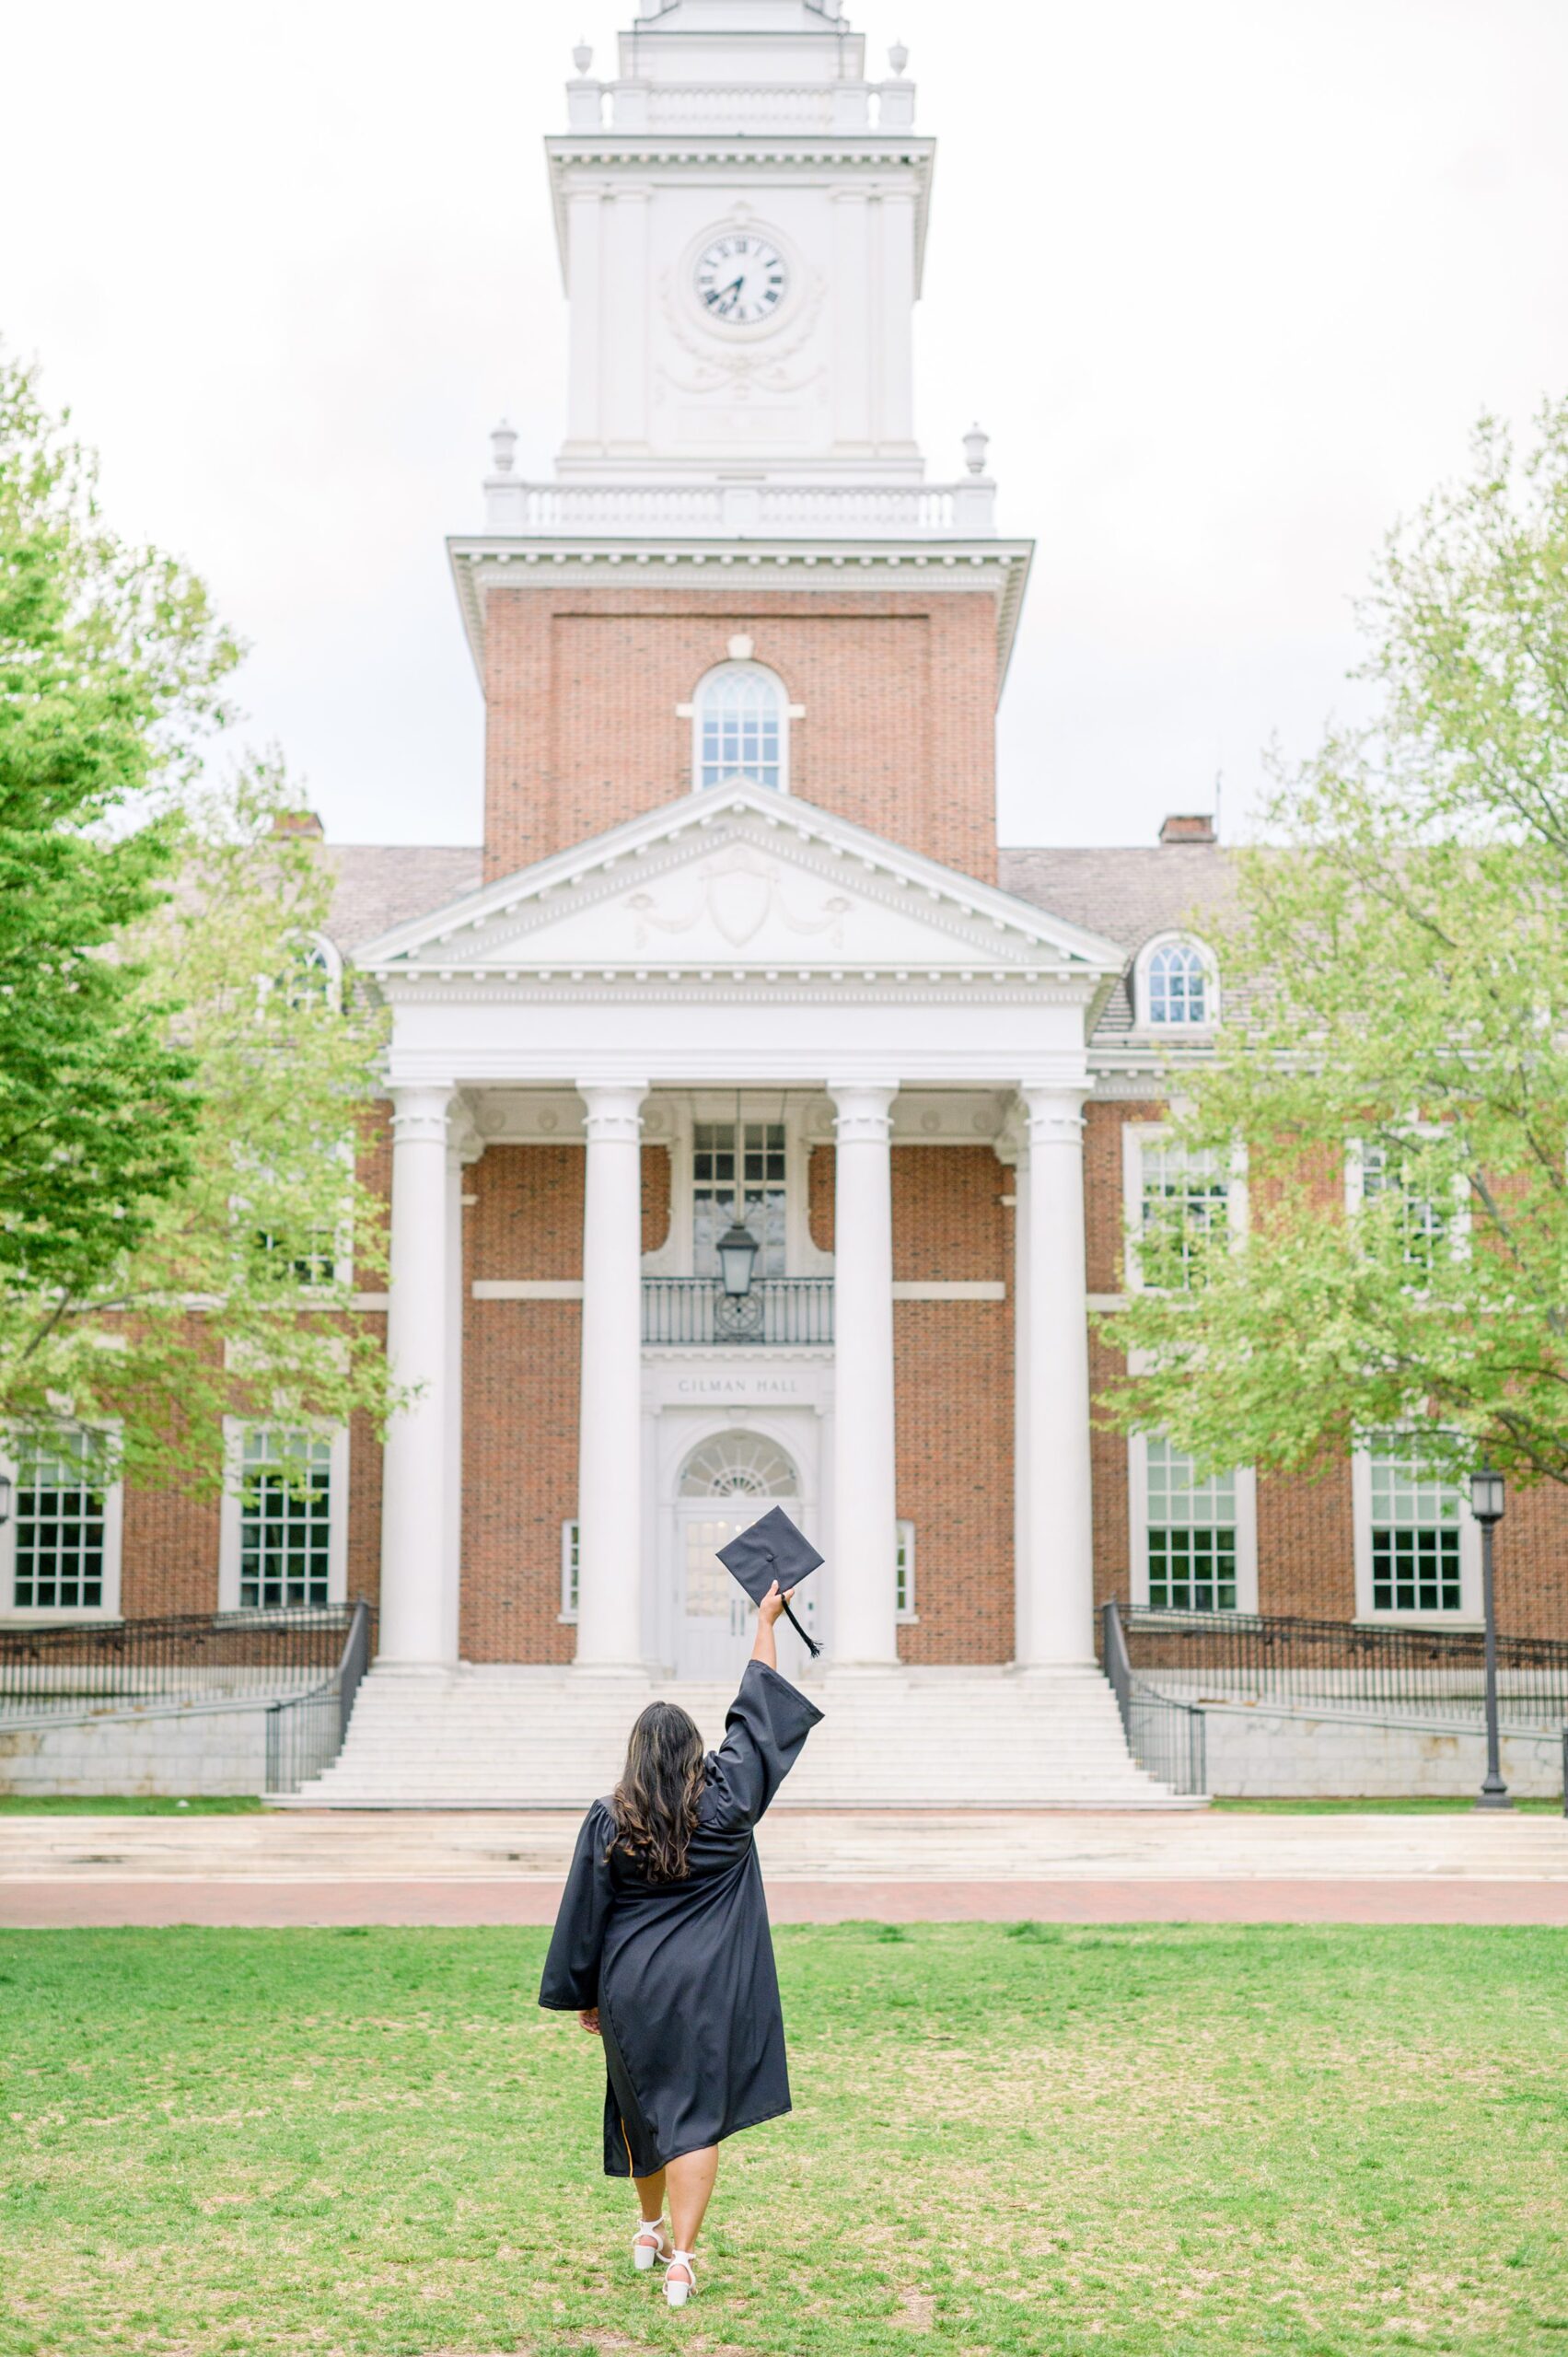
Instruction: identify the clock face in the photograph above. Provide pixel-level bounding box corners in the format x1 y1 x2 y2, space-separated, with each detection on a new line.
693 232 789 327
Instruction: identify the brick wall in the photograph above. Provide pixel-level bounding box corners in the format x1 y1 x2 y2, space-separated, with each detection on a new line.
481 586 999 884
460 1144 583 1664
890 1146 1013 1664
1082 1096 1568 1637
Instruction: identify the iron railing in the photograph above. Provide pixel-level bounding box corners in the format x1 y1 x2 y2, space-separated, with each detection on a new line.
1121 1604 1568 1736
1101 1599 1208 1795
0 1602 370 1728
263 1598 374 1794
642 1277 834 1348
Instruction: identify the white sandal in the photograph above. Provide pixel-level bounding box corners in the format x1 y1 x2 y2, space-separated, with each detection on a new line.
664 2248 698 2308
632 2218 671 2272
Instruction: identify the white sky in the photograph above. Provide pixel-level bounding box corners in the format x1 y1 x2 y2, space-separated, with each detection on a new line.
5 0 1566 851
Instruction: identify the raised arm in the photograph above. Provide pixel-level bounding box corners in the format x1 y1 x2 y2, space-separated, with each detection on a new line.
706 1587 825 1829
750 1579 791 1671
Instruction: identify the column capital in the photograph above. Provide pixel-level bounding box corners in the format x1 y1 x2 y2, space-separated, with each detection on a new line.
575 1080 648 1145
828 1079 899 1144
1018 1082 1088 1150
389 1085 454 1148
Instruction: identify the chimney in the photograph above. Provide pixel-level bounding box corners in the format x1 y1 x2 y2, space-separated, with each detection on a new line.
1158 814 1216 846
270 810 325 841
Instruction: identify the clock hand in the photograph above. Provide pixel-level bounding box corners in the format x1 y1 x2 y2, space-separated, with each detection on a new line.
710 275 746 312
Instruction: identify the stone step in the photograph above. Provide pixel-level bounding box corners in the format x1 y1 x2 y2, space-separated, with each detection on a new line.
292 1664 1187 1810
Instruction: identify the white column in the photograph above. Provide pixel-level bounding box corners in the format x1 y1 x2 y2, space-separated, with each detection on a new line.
440 1136 470 1665
1016 1086 1097 1666
574 1081 648 1670
379 1085 454 1665
829 1081 900 1666
1001 1126 1032 1666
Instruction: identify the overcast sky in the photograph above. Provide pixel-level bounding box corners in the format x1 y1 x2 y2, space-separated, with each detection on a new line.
6 0 1567 851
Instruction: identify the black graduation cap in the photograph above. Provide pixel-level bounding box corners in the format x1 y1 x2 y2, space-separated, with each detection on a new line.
716 1506 823 1659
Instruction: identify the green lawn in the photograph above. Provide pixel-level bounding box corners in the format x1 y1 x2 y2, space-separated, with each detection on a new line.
0 1794 264 1814
2 1925 1565 2356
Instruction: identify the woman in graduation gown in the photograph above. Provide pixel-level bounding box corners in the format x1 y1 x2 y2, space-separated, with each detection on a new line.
540 1579 822 2309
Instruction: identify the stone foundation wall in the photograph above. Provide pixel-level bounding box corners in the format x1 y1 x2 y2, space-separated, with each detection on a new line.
0 1707 270 1797
1198 1707 1564 1800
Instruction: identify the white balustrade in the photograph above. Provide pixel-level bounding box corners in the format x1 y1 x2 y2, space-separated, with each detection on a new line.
482 478 995 539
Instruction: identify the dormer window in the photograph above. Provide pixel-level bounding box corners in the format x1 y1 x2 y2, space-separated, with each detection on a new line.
693 662 788 793
1137 935 1215 1028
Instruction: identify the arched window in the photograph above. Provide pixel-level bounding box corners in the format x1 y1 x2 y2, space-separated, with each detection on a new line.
1138 935 1214 1028
692 663 788 793
679 1430 798 1498
283 932 343 1011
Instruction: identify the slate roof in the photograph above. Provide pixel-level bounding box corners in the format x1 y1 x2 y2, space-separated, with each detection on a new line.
323 844 482 952
1000 844 1239 1044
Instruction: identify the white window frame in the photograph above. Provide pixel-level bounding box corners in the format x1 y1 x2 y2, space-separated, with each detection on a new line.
218 1418 350 1613
688 660 791 795
560 1517 580 1623
1121 1120 1248 1294
1128 1433 1257 1613
895 1518 918 1622
1344 1136 1470 1270
1132 933 1219 1031
0 1423 124 1624
1353 1434 1481 1626
643 1094 830 1280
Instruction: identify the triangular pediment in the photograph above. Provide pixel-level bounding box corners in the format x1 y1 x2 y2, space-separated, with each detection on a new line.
355 785 1125 985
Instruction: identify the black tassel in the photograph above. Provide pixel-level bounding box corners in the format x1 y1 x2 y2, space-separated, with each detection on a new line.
783 1599 821 1658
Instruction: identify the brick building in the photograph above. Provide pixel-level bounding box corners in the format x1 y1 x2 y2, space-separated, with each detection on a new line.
11 0 1558 1804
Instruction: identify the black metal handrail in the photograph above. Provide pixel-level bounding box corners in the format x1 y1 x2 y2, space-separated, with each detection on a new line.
642 1276 833 1347
1101 1599 1209 1795
1122 1602 1568 1733
0 1602 373 1726
264 1597 375 1794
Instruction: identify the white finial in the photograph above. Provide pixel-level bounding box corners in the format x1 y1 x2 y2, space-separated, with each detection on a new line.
962 423 990 477
889 40 910 75
490 418 518 476
572 39 593 75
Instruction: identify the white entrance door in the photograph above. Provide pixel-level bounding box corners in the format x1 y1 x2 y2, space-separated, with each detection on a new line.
673 1431 818 1681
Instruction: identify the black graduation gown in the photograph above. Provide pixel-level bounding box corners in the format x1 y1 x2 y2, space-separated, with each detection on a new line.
539 1657 823 2177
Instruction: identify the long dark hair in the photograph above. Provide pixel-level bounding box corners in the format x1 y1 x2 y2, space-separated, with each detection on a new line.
610 1700 706 1882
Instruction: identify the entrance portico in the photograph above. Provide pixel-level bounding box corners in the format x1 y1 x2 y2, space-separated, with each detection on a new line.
362 783 1123 1680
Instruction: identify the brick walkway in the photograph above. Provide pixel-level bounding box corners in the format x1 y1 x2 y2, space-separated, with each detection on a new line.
2 1809 1565 1927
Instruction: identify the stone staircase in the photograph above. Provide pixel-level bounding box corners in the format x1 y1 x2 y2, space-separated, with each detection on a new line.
286 1663 1201 1809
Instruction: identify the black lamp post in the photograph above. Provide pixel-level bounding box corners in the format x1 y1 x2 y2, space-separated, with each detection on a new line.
1469 1462 1512 1811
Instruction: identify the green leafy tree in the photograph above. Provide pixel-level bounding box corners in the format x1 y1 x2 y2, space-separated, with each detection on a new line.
0 352 232 1323
1106 401 1568 1492
0 354 393 1491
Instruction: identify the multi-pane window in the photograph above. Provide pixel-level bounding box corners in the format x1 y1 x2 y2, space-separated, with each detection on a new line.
1145 941 1209 1026
238 1429 334 1609
11 1433 107 1611
560 1519 580 1620
1368 1438 1463 1612
1139 1141 1229 1288
895 1520 916 1620
692 1121 787 1278
1144 1438 1237 1611
695 666 784 791
1361 1145 1445 1271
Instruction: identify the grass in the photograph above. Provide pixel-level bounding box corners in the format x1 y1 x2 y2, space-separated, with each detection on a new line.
0 1794 263 1815
1211 1794 1562 1814
2 1927 1567 2355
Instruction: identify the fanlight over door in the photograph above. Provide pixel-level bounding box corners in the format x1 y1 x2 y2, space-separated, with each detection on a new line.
673 1430 815 1678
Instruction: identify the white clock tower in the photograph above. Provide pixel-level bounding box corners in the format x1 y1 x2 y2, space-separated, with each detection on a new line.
549 0 930 486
